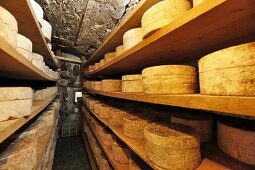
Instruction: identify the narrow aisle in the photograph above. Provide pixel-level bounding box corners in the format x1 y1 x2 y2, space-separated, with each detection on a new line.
53 135 91 170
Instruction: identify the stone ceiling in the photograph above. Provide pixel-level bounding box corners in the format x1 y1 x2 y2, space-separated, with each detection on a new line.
36 0 140 58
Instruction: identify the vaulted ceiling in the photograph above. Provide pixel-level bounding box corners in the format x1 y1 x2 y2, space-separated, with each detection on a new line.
36 0 141 57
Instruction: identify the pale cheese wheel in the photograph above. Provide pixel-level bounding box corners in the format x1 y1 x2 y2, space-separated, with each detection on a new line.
143 75 196 94
0 22 18 47
41 19 52 43
95 63 100 70
199 42 255 96
142 65 196 76
122 74 143 93
17 47 32 61
0 6 18 31
144 122 201 169
32 59 44 70
123 112 157 139
43 65 50 75
108 107 126 126
116 45 125 56
102 79 122 92
0 136 37 170
17 34 33 52
0 87 33 100
29 0 44 26
217 121 255 166
104 52 116 62
100 128 113 146
112 140 130 164
123 28 143 51
193 0 206 7
141 0 191 38
47 43 52 51
95 81 103 91
171 113 213 142
35 119 47 137
99 59 106 66
32 53 44 61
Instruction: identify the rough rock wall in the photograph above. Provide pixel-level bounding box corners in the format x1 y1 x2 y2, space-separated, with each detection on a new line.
36 0 141 57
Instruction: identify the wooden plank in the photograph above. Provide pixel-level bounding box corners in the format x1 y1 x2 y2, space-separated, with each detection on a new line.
84 0 162 66
84 114 129 170
86 0 255 76
82 133 98 170
86 89 255 118
0 0 58 69
0 36 57 81
55 56 82 64
84 107 254 170
0 93 57 143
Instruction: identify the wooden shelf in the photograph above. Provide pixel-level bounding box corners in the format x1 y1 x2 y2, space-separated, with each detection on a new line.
84 0 162 67
82 132 98 170
0 93 57 143
86 0 255 76
0 37 58 81
84 107 254 170
0 0 58 69
83 114 129 170
85 89 255 118
55 56 82 64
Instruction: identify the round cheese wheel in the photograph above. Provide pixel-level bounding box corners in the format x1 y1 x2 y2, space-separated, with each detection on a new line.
141 0 191 38
32 59 45 70
104 52 116 62
99 59 106 67
0 6 18 31
98 104 111 119
142 65 196 76
89 65 95 72
95 81 103 91
144 122 201 169
123 112 157 139
95 63 100 70
123 28 143 51
199 42 255 96
32 53 44 61
43 65 50 75
112 140 130 164
41 19 52 43
171 113 213 142
193 0 205 7
108 108 126 126
102 79 122 92
0 23 18 47
29 0 44 26
100 128 113 146
122 74 143 93
17 34 33 52
116 45 124 56
0 87 33 100
47 43 52 51
217 120 255 166
16 48 32 61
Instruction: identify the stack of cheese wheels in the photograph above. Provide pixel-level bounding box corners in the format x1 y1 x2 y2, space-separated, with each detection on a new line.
98 104 112 119
104 52 116 62
141 0 191 38
116 45 125 56
171 112 213 142
123 28 143 51
16 34 33 61
0 135 37 169
0 87 33 121
41 19 52 43
112 139 130 164
29 0 44 26
144 122 201 169
123 112 157 139
100 128 113 146
0 6 18 46
217 119 255 166
108 107 126 126
99 59 106 67
122 74 144 93
31 53 45 70
142 65 197 94
199 42 255 96
102 79 122 92
193 0 205 7
129 153 151 170
95 81 103 91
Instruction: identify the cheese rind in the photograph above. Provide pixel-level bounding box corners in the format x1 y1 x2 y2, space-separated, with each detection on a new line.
29 0 44 25
123 28 143 51
32 53 44 61
0 6 18 31
193 0 206 7
0 87 33 100
0 22 18 46
41 19 52 43
17 47 32 61
116 45 124 56
122 74 143 93
17 34 33 52
141 0 191 38
142 65 196 76
102 79 122 92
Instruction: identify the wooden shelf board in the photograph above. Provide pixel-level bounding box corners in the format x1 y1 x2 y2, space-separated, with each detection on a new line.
84 114 129 170
84 107 254 170
86 0 255 76
0 0 58 69
82 132 98 170
0 93 57 143
0 37 58 81
55 56 82 64
84 0 162 66
86 89 255 118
